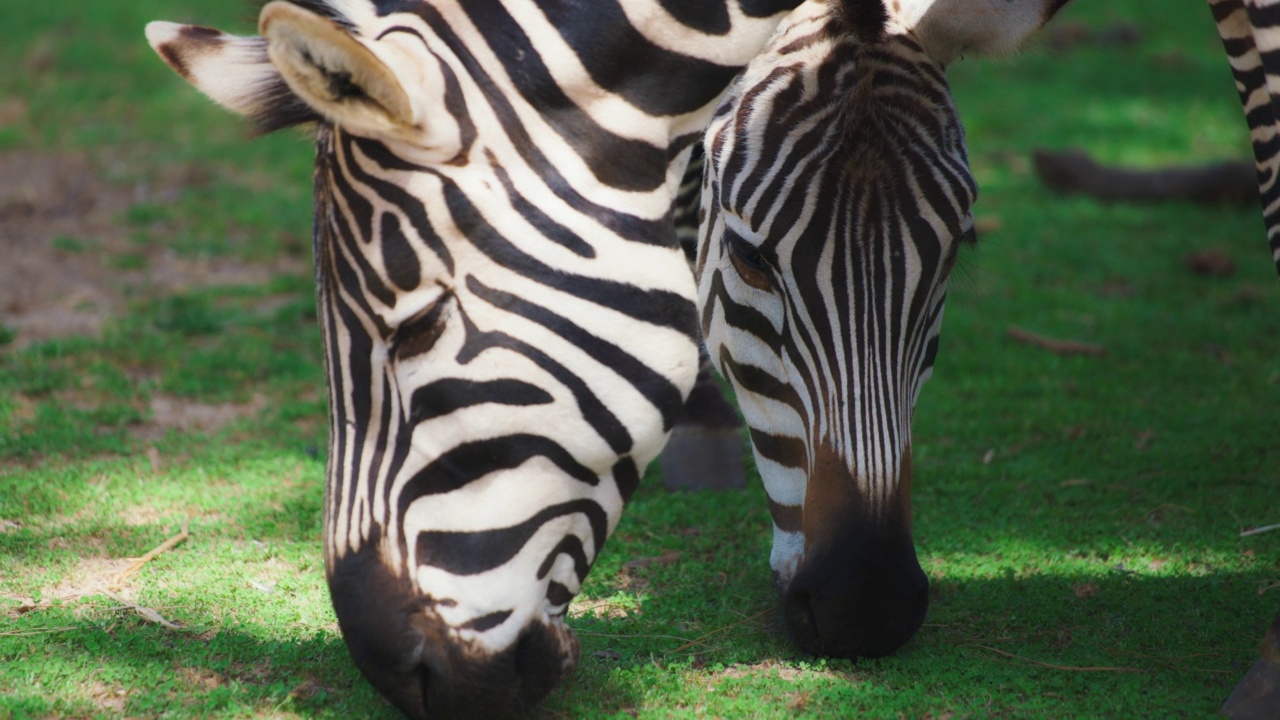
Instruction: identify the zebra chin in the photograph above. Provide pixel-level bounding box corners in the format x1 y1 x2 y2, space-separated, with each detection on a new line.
327 542 577 720
776 443 929 660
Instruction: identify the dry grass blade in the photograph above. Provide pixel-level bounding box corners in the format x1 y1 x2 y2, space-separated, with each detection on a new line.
133 605 182 630
622 551 681 571
968 644 1146 673
0 626 78 636
1240 522 1280 537
671 608 772 653
1007 326 1106 356
110 521 190 590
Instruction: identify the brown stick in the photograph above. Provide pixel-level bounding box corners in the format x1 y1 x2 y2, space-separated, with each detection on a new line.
1007 326 1106 356
1032 149 1257 205
111 521 190 589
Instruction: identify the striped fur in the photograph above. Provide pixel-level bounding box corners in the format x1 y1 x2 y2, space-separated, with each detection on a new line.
1209 0 1280 274
696 0 1067 659
147 1 804 716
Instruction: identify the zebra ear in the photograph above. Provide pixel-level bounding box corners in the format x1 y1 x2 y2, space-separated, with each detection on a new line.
258 1 417 136
145 21 310 128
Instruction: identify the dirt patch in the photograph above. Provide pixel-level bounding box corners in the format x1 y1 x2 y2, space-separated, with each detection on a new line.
42 557 136 603
0 150 304 349
131 393 269 443
85 681 129 714
177 667 225 693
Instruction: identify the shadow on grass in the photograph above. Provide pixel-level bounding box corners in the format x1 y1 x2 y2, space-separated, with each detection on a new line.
2 616 389 718
556 570 1271 717
2 609 646 719
2 504 1272 719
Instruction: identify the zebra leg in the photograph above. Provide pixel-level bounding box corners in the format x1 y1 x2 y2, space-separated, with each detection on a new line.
658 354 747 491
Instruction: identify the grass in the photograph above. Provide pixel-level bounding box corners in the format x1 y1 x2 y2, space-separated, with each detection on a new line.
2 0 1278 717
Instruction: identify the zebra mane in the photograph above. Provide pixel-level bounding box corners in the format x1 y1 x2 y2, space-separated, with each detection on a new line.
834 0 888 45
833 21 942 198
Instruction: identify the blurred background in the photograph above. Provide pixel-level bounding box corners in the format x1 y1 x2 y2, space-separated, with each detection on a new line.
1 1 1277 718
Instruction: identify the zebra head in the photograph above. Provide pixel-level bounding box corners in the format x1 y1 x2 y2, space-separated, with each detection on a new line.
145 0 818 716
696 0 1069 660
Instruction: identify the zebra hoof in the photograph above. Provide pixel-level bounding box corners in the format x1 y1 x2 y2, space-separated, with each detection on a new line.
658 424 747 491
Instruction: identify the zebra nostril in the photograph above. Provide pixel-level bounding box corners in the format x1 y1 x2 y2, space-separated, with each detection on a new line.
416 664 432 718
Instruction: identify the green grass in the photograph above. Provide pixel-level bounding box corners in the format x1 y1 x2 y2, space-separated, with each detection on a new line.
2 0 1278 718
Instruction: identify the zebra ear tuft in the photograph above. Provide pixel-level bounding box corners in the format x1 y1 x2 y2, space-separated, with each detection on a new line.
259 1 417 136
146 20 317 131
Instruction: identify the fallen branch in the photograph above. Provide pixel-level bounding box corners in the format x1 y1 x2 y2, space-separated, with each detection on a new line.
968 644 1146 673
1007 326 1106 357
111 521 189 590
1240 522 1280 538
1032 149 1256 205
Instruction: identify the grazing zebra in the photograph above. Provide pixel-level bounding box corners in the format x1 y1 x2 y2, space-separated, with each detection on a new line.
1209 0 1280 275
696 0 1069 659
145 0 810 716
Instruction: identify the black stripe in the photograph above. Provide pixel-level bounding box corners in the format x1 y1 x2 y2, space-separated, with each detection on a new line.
749 428 805 468
539 0 741 116
718 346 802 413
344 135 456 274
399 434 600 514
431 146 698 338
613 457 642 503
467 276 687 431
487 151 596 259
416 499 608 576
658 0 731 34
462 609 513 632
536 535 590 582
380 212 421 291
409 378 554 425
455 0 669 191
456 308 634 455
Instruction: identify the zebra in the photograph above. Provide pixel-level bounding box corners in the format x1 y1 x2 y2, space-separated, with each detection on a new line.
695 0 1069 659
144 0 810 716
1209 0 1280 275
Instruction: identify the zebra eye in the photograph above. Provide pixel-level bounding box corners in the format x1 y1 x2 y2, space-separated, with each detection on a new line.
941 241 960 275
724 228 773 291
942 224 975 276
